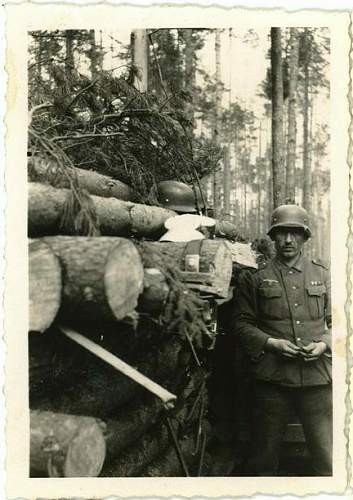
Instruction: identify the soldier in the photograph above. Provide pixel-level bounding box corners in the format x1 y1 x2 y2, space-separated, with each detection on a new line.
234 205 332 476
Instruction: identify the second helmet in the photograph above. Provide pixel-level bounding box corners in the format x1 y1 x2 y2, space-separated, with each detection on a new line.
157 181 197 213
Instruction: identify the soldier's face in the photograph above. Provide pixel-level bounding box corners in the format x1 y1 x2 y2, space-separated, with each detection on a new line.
273 227 306 261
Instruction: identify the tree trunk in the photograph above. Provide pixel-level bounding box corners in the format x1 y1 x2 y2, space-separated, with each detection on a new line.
31 337 183 417
257 122 262 235
29 239 62 333
29 183 239 240
286 28 300 204
37 35 43 83
28 183 175 238
139 267 169 313
141 240 233 299
32 236 144 324
140 437 195 477
102 423 169 477
266 122 273 231
271 28 285 208
65 30 75 84
243 155 248 236
88 30 98 78
213 30 222 218
183 29 196 129
29 328 86 399
28 157 137 202
223 146 231 219
131 30 148 92
302 29 312 213
30 410 106 477
104 395 164 460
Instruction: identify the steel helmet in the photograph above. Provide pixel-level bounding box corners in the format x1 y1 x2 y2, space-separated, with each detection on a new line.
157 181 197 213
267 204 311 239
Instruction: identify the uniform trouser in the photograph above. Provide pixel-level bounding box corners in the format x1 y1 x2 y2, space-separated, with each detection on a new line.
248 381 332 476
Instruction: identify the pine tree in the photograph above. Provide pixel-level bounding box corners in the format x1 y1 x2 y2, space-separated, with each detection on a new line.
270 28 285 208
286 28 300 203
213 29 222 218
131 30 149 92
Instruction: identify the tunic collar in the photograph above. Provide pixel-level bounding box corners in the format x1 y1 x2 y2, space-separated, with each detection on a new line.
274 252 304 272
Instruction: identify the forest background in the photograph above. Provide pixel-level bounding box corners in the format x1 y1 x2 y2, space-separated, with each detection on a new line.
28 27 330 260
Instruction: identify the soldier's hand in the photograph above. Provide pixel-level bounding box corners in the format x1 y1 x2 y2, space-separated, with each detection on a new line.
301 341 327 362
265 338 301 359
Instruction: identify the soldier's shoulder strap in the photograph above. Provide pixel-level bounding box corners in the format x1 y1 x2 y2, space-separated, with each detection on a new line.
254 258 272 272
311 258 330 271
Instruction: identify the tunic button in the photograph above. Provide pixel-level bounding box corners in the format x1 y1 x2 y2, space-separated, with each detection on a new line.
297 337 301 341
296 320 300 324
294 303 298 307
292 286 296 290
288 271 293 274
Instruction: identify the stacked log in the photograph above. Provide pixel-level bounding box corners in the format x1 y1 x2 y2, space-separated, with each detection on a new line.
29 239 61 333
29 236 232 333
28 182 239 240
28 183 175 238
142 240 233 298
28 156 137 202
101 423 170 477
28 178 236 477
33 236 144 325
30 411 106 477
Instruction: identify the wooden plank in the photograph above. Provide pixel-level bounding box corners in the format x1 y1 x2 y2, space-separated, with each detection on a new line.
60 326 177 407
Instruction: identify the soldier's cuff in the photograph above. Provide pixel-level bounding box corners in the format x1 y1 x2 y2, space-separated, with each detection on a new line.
315 331 331 354
250 331 272 362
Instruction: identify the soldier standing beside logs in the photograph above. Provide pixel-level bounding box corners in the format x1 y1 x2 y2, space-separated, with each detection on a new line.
234 205 332 476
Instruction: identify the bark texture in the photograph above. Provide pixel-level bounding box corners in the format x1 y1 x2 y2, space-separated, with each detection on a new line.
139 267 169 313
104 395 164 460
29 182 239 240
302 29 312 213
286 28 300 203
30 410 106 477
28 183 175 238
31 337 183 417
131 30 149 92
28 157 136 202
271 28 285 208
140 437 195 477
101 423 169 477
213 29 222 218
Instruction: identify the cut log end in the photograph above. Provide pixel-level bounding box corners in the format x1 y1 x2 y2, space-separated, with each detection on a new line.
30 410 106 477
29 239 62 332
105 239 144 320
64 419 106 477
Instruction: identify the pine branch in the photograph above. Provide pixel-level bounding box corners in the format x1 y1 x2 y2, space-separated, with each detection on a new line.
28 103 53 125
52 131 123 141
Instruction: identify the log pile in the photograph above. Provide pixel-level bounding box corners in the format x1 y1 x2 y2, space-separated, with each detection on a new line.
28 171 236 477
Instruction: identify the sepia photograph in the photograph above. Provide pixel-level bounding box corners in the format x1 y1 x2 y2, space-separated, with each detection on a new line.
3 3 351 498
27 25 332 478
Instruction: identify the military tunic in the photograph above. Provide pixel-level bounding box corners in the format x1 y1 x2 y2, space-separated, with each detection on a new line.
234 254 331 387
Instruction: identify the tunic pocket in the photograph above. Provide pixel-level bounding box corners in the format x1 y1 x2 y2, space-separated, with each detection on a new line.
306 284 326 319
258 285 283 319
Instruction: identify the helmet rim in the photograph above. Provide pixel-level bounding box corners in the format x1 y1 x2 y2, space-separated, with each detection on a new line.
267 222 311 239
267 204 312 240
166 204 197 213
